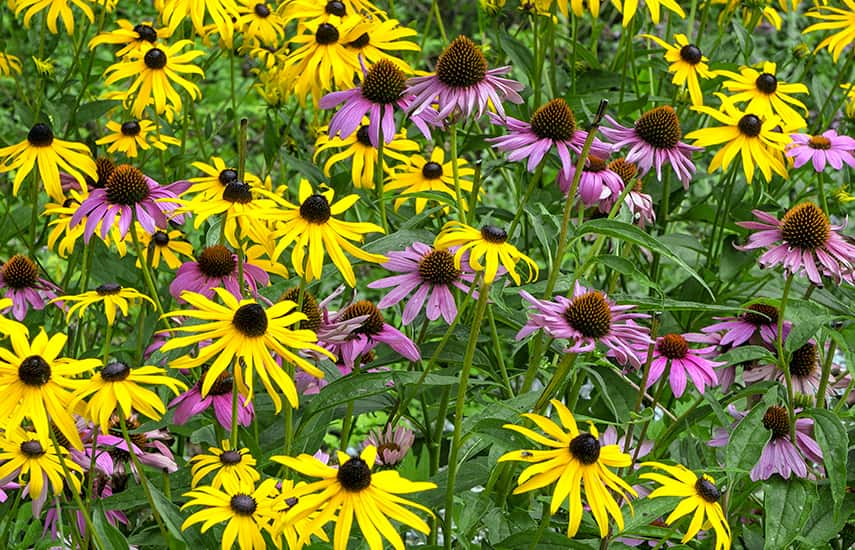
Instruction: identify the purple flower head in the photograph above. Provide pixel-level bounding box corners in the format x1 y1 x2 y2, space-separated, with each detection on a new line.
361 424 416 467
0 255 61 320
70 164 185 242
97 415 178 480
736 203 855 285
169 368 254 430
639 332 724 397
598 157 655 227
487 99 612 180
600 106 701 189
405 36 524 123
169 244 269 302
701 303 791 348
744 340 831 399
367 242 474 325
786 130 855 172
557 154 624 205
516 281 651 368
750 406 823 481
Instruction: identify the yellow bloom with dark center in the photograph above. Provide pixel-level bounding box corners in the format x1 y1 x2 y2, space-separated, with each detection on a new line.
273 179 387 286
0 122 97 202
434 221 538 285
272 445 436 550
96 119 181 158
804 1 855 62
236 0 285 47
190 440 260 489
640 461 731 550
88 19 171 57
0 329 99 450
717 61 809 129
640 34 714 107
51 284 155 326
612 0 685 26
181 478 280 550
0 52 23 76
279 0 383 28
346 17 420 74
159 288 332 411
13 0 94 34
103 40 204 117
184 156 265 200
135 226 194 269
385 148 476 214
70 362 186 434
270 479 330 550
498 400 637 538
685 97 791 183
0 428 82 504
158 0 241 38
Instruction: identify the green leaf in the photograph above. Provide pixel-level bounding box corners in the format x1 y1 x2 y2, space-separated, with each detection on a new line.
808 408 848 507
763 476 810 549
726 398 772 474
593 254 659 292
362 228 436 254
76 100 117 122
800 487 855 547
716 345 777 367
784 316 831 353
91 502 131 550
618 495 680 534
493 30 533 84
147 480 189 545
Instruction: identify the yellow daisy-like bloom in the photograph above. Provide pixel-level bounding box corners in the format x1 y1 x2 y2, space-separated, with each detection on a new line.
385 147 476 214
717 61 809 129
88 19 172 57
13 0 94 34
434 221 539 285
612 0 684 26
0 298 29 337
0 329 99 450
272 180 387 286
181 478 280 550
314 121 419 190
0 428 82 506
346 17 420 73
69 362 186 434
103 40 204 118
0 122 97 202
159 288 332 411
236 0 285 47
685 98 792 183
640 34 714 107
158 0 240 37
640 462 731 550
0 52 23 76
804 1 855 62
190 440 260 489
96 119 181 158
279 0 383 28
272 445 436 550
270 479 330 550
135 225 194 269
184 156 265 200
51 284 155 326
498 400 637 538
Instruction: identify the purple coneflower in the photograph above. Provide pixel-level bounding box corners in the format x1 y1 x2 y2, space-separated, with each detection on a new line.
361 424 415 467
169 244 268 302
701 303 789 348
487 99 611 180
169 369 254 430
736 202 855 285
744 341 829 398
600 106 701 189
0 255 61 320
70 164 185 241
98 415 178 480
366 242 473 325
557 155 624 205
406 35 524 121
640 333 723 397
750 406 823 481
516 281 650 368
787 130 855 172
597 158 655 227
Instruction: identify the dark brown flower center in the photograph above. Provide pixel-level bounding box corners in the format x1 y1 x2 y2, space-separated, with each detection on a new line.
377 442 402 463
121 120 141 136
530 98 576 141
253 3 270 17
133 24 158 43
587 156 607 172
634 106 682 149
229 494 257 516
232 303 268 337
316 22 340 45
143 47 167 70
563 291 612 339
205 369 234 396
657 333 689 360
348 32 370 49
220 450 243 465
28 123 54 146
694 476 721 502
356 125 373 146
280 288 322 332
21 440 46 457
361 59 406 104
18 355 51 386
755 73 778 94
218 168 239 186
337 456 372 491
679 44 702 64
422 161 443 179
325 0 346 16
808 136 832 150
101 362 131 382
418 249 460 285
568 433 600 465
152 231 170 247
340 300 385 335
789 343 818 377
300 194 332 224
737 114 762 138
222 181 253 204
105 164 150 205
480 225 507 243
197 245 236 278
780 202 831 251
608 158 638 186
2 255 38 289
85 157 116 189
743 303 778 325
96 283 122 295
435 36 488 88
762 405 789 439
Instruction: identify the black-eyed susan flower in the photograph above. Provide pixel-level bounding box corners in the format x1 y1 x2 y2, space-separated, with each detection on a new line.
13 0 94 34
158 0 240 37
279 0 382 28
103 40 204 118
181 478 279 550
160 288 332 411
70 361 186 435
0 329 99 449
88 19 171 57
273 445 436 550
96 119 180 158
181 155 264 200
498 400 637 538
346 17 419 73
52 283 155 326
235 0 285 47
273 180 387 286
189 440 260 489
385 147 476 214
0 122 97 201
717 61 809 129
612 0 684 26
0 52 23 76
804 1 855 62
269 479 330 549
686 98 791 183
136 226 194 269
640 34 714 107
434 221 538 285
640 462 731 550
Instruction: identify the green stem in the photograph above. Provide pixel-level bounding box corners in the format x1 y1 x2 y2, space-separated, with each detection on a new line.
28 171 40 258
534 353 577 413
130 213 167 325
817 171 829 214
430 386 450 476
815 340 836 408
507 163 544 238
376 126 389 233
431 0 448 43
230 370 240 448
449 123 466 223
816 48 855 132
774 275 797 442
487 307 513 398
632 374 669 463
340 400 356 449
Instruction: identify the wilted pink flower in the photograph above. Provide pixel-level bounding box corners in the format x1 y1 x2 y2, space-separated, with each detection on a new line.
362 424 415 466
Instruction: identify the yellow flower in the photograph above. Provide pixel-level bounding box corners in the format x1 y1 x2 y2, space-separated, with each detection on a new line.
13 0 94 34
346 17 420 74
189 440 260 489
0 52 23 76
804 0 855 62
184 155 265 200
640 34 714 107
498 400 637 538
31 56 55 76
434 221 539 285
158 0 240 38
0 298 29 338
96 119 181 158
51 284 155 326
279 0 383 28
612 0 684 26
385 147 476 214
716 61 809 129
135 225 194 269
88 19 172 57
0 428 82 508
236 0 285 47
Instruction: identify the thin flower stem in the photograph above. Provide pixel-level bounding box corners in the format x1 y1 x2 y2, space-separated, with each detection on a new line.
774 274 797 442
340 400 356 449
443 279 491 550
130 216 168 327
487 307 513 398
633 373 669 463
83 431 99 549
623 314 661 454
817 170 829 214
0 485 22 542
102 322 112 366
507 162 544 238
376 126 389 233
534 353 577 413
230 368 240 448
449 123 467 224
528 501 552 550
28 172 39 258
816 49 855 132
430 386 450 476
815 339 837 408
431 0 448 43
